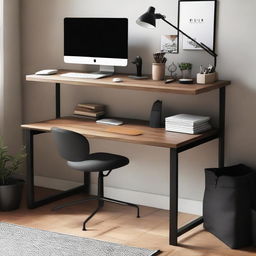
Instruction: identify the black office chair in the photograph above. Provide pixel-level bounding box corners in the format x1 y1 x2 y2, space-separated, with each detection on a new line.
51 127 140 230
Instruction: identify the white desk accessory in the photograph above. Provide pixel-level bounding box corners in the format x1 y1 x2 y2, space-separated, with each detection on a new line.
35 69 58 75
112 78 123 83
60 72 107 79
165 114 211 134
96 119 124 126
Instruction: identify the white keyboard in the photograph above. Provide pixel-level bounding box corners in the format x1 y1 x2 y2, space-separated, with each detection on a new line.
60 72 106 79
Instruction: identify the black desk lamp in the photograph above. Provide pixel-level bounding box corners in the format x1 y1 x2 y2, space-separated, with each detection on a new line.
137 7 217 66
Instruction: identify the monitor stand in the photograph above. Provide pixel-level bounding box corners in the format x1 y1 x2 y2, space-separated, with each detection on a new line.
93 65 114 78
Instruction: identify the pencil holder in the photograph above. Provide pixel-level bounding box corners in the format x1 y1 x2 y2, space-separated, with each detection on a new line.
152 63 165 81
197 72 217 84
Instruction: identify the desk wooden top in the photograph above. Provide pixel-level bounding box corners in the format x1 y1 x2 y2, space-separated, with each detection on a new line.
21 117 219 148
26 70 230 95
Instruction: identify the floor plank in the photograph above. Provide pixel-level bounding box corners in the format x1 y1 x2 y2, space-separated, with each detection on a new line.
0 187 255 255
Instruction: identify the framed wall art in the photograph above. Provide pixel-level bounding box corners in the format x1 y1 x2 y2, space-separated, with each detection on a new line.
161 35 178 53
178 0 217 51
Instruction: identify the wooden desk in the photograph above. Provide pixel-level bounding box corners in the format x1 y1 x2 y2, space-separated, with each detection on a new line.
23 70 230 246
22 117 219 149
27 69 230 95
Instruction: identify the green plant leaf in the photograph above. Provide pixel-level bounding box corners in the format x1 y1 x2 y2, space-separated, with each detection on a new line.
0 137 27 185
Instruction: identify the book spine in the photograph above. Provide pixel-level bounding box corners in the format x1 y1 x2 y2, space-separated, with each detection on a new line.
75 107 99 113
74 110 104 117
73 114 99 120
77 104 104 111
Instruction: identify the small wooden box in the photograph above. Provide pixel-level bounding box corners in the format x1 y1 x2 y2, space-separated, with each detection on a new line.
197 72 217 84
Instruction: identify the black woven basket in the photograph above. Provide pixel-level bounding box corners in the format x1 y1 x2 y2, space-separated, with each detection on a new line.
203 164 256 249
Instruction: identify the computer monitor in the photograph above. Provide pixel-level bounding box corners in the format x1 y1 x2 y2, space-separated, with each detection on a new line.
64 18 128 75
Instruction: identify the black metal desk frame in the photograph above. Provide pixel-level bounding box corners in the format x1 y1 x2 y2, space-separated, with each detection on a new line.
25 82 226 246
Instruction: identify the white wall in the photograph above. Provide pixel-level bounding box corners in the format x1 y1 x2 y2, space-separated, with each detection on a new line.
0 0 22 154
0 0 3 136
21 0 256 212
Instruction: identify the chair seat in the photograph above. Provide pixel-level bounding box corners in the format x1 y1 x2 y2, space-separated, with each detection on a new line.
67 152 129 172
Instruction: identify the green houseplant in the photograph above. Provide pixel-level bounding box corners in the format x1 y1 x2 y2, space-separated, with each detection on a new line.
178 62 192 79
0 137 26 211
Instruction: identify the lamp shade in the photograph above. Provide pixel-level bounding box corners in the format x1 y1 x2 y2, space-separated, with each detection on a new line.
136 7 156 29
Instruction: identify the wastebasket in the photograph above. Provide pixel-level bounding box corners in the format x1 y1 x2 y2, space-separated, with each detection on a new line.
203 164 256 249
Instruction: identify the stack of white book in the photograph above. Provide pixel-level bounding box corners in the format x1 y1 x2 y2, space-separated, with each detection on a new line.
165 114 212 134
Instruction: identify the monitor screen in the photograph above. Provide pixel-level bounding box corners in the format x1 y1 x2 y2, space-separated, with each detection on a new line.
64 18 128 66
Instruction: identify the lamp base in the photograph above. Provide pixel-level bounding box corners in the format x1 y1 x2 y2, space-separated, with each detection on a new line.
128 75 149 80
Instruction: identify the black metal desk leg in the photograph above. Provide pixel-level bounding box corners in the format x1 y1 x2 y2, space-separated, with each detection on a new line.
26 129 35 209
56 83 60 118
84 172 91 194
219 87 226 168
170 148 179 245
25 129 89 209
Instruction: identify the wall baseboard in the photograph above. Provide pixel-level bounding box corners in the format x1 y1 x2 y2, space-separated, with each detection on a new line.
35 176 202 215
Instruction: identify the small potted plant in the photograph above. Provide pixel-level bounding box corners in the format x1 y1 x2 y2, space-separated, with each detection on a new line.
0 138 26 211
178 63 192 79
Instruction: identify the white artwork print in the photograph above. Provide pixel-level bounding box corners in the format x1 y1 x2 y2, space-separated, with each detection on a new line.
161 35 178 53
179 1 215 50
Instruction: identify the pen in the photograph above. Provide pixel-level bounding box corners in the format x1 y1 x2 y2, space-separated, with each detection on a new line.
165 79 175 84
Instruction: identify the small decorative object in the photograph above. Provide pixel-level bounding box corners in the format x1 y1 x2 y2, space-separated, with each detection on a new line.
178 63 193 84
150 100 162 128
161 35 178 53
0 138 26 211
128 56 148 80
152 52 166 81
197 64 217 84
168 62 178 80
178 0 216 51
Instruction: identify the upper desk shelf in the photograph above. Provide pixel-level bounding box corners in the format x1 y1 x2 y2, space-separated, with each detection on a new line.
26 70 230 95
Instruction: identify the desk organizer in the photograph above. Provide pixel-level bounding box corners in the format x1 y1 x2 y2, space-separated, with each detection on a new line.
197 72 217 84
152 63 165 80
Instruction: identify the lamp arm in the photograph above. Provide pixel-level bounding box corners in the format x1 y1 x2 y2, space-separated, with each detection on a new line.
160 17 217 58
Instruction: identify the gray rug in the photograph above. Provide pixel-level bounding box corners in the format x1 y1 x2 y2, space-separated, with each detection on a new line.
0 222 159 256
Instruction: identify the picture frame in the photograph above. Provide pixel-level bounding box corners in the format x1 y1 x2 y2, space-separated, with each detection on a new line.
178 0 217 51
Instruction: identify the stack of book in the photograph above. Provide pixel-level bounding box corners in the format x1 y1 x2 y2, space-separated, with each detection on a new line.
73 103 105 119
165 114 212 134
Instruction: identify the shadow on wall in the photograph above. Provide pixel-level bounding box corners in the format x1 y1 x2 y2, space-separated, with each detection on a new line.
225 79 256 169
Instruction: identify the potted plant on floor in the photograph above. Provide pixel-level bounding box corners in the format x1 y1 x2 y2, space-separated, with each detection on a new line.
0 138 26 211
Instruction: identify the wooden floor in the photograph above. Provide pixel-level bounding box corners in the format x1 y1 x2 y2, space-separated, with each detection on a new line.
0 187 255 256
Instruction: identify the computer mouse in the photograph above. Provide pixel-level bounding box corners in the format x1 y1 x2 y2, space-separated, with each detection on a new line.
112 78 123 83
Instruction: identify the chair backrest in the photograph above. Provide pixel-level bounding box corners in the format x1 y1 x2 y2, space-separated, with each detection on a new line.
51 127 90 162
